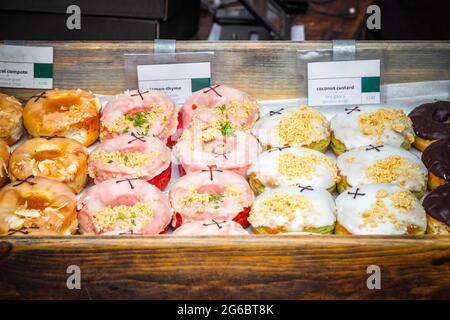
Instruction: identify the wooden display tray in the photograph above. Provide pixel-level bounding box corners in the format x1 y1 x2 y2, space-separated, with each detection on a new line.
0 41 450 300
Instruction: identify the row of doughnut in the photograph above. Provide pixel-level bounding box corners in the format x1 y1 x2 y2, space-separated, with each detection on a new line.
0 87 448 235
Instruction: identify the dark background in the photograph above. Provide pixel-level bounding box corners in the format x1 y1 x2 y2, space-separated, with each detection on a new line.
0 0 449 40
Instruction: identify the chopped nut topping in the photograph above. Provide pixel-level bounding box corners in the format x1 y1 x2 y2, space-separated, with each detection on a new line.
276 105 329 146
357 108 413 142
366 155 423 187
92 202 154 232
277 152 337 180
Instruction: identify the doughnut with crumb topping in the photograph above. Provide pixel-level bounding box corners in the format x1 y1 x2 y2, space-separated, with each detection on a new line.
337 145 427 198
330 106 415 155
88 134 171 190
335 184 426 235
173 126 261 177
0 92 24 145
101 89 179 144
23 89 100 147
249 185 336 234
252 105 330 152
247 146 338 194
0 139 10 186
0 176 77 235
169 169 254 229
172 220 249 235
77 178 172 235
9 137 88 193
181 84 259 132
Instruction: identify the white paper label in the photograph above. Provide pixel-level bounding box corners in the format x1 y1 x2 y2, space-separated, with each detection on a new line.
0 45 53 89
137 62 211 104
307 59 380 106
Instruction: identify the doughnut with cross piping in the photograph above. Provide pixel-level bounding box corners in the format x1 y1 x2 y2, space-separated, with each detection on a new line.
23 89 100 147
77 178 172 235
88 133 171 190
173 126 261 177
336 144 427 198
0 176 77 235
169 169 254 229
335 183 426 235
100 89 179 145
248 185 336 234
330 106 415 155
181 84 259 132
9 137 88 193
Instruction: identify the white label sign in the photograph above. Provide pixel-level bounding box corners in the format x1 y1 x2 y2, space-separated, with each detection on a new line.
0 45 53 89
137 62 211 104
307 59 380 106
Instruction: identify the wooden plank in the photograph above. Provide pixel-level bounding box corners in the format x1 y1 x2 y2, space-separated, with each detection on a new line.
1 235 449 299
1 41 449 101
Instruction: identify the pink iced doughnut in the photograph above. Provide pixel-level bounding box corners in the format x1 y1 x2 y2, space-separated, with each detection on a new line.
172 220 249 235
181 84 259 131
173 127 262 177
169 169 254 228
100 89 179 143
78 178 172 235
88 134 171 190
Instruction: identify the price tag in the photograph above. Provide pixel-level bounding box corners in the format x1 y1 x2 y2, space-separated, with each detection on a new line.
0 45 53 89
307 59 380 106
137 62 211 104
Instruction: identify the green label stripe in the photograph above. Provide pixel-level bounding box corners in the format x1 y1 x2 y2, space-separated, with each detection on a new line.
361 76 380 93
191 78 211 92
34 63 53 79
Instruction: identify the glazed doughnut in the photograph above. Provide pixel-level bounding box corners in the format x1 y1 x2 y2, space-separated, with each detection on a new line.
422 184 450 234
0 92 23 145
252 106 330 152
409 100 450 152
0 139 10 187
0 176 77 235
173 127 261 177
421 139 450 190
172 220 249 235
247 146 338 195
23 89 100 147
248 185 336 234
330 106 415 155
77 178 172 235
337 145 428 198
181 84 259 131
101 89 179 144
9 137 88 193
169 169 254 228
88 134 171 190
335 184 426 235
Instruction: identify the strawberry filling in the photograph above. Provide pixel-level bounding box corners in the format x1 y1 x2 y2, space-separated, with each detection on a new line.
167 111 183 148
148 162 172 191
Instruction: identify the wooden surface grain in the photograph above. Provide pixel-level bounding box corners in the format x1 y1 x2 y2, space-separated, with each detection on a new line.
1 41 449 101
0 41 449 300
0 235 449 299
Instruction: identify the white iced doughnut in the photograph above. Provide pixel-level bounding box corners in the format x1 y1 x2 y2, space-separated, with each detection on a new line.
247 146 338 193
337 144 427 195
252 105 330 151
248 185 336 234
335 183 426 235
330 106 415 152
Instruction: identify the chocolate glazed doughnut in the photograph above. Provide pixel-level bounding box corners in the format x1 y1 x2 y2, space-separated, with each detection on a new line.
409 101 450 151
422 139 450 190
423 184 450 234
